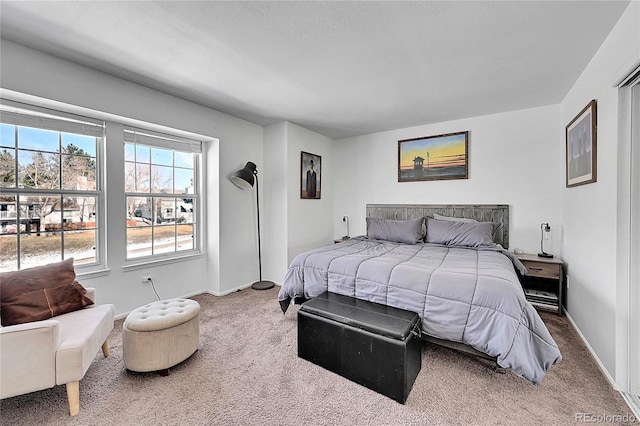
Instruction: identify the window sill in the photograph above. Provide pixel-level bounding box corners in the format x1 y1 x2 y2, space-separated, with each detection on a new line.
76 268 112 280
122 252 205 272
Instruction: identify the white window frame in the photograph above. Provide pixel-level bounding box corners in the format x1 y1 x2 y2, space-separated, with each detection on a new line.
123 127 203 264
0 100 106 272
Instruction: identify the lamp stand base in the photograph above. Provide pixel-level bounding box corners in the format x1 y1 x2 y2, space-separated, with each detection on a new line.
252 280 275 290
538 252 554 258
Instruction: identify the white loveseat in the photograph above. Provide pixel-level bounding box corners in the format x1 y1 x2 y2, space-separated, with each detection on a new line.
0 288 114 416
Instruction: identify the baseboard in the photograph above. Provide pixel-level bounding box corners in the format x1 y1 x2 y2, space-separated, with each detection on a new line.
206 281 282 297
113 289 212 320
113 283 283 320
564 310 617 388
621 392 640 418
564 310 640 417
205 284 251 297
181 289 214 299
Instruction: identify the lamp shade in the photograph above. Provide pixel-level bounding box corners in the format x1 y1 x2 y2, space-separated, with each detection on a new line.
230 161 257 189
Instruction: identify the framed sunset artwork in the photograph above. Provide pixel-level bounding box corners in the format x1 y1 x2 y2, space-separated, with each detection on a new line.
398 131 469 182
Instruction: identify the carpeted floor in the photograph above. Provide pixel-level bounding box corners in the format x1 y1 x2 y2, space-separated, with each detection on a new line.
0 287 634 425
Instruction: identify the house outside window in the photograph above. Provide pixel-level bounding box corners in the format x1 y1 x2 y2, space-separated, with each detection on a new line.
0 102 104 271
124 128 202 261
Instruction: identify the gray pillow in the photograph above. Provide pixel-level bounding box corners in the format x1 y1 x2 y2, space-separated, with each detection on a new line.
366 217 425 244
426 217 500 247
433 212 478 223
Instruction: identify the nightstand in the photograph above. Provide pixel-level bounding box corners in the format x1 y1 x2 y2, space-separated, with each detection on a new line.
516 254 564 316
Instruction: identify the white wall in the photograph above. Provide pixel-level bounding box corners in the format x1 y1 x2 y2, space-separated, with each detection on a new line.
333 105 563 254
559 1 639 382
263 122 289 283
217 127 265 295
262 121 335 284
286 122 334 263
0 40 264 316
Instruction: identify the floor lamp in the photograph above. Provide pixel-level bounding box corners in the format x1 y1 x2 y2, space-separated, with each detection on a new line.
230 162 275 290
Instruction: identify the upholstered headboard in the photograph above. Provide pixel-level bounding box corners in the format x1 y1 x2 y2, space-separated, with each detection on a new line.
366 204 510 249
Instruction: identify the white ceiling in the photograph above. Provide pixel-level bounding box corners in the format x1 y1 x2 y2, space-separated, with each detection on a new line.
0 1 630 139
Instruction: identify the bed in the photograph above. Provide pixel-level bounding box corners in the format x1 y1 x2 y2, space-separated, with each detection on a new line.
278 204 562 384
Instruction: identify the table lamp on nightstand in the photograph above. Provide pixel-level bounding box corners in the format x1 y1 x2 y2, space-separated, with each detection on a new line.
342 215 350 240
538 222 553 258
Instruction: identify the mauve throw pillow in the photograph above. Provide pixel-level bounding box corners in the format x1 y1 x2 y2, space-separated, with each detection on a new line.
0 259 93 326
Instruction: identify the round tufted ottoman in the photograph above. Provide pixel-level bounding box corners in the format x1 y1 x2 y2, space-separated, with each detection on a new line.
122 298 200 374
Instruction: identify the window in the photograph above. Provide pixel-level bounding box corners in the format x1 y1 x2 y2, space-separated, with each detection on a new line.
124 129 201 261
0 102 104 271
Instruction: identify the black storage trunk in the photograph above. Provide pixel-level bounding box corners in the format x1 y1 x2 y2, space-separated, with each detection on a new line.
297 292 422 404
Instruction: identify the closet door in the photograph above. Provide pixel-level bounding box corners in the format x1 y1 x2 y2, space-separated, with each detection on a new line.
629 79 639 398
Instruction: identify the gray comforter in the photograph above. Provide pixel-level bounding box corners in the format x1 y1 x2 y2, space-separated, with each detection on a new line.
278 237 561 384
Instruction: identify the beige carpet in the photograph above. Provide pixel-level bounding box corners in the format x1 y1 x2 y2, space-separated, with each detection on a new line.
0 288 634 425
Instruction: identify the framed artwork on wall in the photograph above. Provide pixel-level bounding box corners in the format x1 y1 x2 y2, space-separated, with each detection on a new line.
300 151 321 199
566 99 597 188
398 131 468 182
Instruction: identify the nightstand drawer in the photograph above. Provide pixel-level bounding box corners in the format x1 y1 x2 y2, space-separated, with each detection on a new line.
515 254 564 317
523 261 560 279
